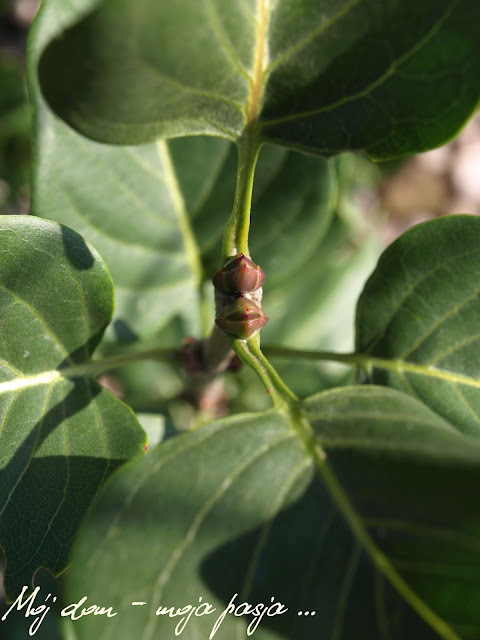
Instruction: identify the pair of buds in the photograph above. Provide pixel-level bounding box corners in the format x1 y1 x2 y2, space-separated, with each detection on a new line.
213 254 269 339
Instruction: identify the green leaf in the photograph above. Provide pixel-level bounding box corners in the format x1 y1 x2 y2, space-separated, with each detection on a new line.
36 0 480 159
307 386 480 638
0 216 145 600
65 386 480 639
31 133 338 343
29 0 339 342
27 1 207 337
31 4 354 413
356 215 480 439
33 131 208 340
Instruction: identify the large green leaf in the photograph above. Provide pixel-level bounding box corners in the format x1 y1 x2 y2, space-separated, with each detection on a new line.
33 131 207 340
356 215 480 439
36 0 480 159
306 386 480 639
29 0 378 413
28 0 347 347
0 216 145 600
65 385 480 639
26 0 205 338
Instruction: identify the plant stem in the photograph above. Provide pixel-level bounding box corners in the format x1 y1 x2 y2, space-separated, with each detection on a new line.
222 132 261 260
232 333 298 409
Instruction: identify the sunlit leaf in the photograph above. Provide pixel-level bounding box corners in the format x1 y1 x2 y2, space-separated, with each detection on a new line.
0 216 145 599
356 215 480 438
37 0 480 159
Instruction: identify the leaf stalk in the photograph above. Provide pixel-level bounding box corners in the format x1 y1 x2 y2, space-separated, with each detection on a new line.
222 132 261 260
232 333 298 410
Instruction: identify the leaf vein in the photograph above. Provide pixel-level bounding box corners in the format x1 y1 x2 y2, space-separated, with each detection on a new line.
330 544 361 640
266 0 363 73
0 282 69 360
261 2 455 127
400 286 480 362
364 518 480 553
134 53 247 115
204 0 253 83
140 431 297 640
363 246 480 355
156 141 204 288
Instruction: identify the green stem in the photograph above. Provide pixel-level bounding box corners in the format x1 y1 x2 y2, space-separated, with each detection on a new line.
257 344 460 639
199 283 213 338
222 133 261 260
232 334 298 409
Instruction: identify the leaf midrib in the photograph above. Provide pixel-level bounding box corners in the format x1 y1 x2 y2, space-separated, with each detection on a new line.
361 354 480 390
156 140 203 287
264 346 480 392
246 0 269 127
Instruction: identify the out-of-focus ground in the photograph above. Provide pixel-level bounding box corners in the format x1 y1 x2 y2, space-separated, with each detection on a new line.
379 115 480 244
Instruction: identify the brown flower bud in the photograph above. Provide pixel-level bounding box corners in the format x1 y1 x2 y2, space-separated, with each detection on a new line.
215 297 269 339
212 254 265 294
